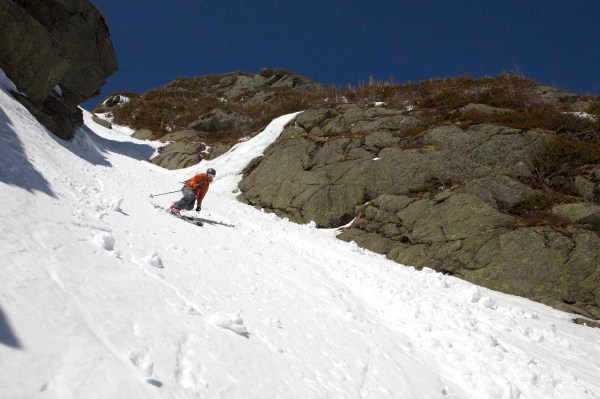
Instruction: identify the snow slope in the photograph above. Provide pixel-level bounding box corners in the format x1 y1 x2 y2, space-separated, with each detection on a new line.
1 70 599 399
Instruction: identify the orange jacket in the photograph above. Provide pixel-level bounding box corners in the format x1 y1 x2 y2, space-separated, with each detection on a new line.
184 173 211 204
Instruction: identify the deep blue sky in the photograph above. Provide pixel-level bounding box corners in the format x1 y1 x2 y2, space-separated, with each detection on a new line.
84 0 600 110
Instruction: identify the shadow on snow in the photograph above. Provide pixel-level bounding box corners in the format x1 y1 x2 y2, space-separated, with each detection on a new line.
198 217 236 228
0 103 156 195
0 106 56 196
0 304 22 349
52 124 157 166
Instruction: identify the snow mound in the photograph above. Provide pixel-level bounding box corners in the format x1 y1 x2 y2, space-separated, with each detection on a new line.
208 313 249 337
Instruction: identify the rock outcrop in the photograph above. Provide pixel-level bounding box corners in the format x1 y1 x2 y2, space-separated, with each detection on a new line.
151 141 208 170
238 105 553 226
188 109 252 131
98 68 327 170
0 0 117 139
215 68 327 99
238 104 600 319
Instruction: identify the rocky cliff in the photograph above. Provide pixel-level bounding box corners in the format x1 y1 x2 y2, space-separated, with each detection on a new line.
95 68 328 170
0 0 117 139
235 79 600 320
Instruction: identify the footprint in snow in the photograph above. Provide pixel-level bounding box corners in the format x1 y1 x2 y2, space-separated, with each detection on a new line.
208 313 250 338
109 196 124 211
142 252 164 268
128 347 154 378
93 231 115 251
129 347 163 387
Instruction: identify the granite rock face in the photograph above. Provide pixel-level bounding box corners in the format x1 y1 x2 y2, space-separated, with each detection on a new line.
0 0 117 139
239 105 553 227
103 68 327 170
238 104 600 319
215 68 327 99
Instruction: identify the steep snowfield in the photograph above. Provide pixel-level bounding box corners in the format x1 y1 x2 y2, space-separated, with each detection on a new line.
1 70 599 399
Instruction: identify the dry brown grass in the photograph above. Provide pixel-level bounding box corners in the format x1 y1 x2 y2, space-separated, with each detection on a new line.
350 76 600 196
339 74 540 113
340 75 600 136
492 107 599 132
529 133 600 193
507 192 560 216
588 100 600 119
512 211 572 229
102 78 332 142
97 72 599 151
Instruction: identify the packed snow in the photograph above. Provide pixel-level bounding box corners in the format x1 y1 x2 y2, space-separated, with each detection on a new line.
1 69 599 399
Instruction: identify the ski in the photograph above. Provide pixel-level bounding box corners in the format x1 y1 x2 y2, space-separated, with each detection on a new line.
173 213 204 226
153 205 203 226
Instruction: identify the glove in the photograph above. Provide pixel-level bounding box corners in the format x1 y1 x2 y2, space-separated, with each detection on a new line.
195 204 201 212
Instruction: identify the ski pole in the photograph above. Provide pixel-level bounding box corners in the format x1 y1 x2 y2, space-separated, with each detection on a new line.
149 189 181 198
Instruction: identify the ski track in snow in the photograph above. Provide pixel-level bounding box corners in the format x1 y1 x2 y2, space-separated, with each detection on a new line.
1 74 600 399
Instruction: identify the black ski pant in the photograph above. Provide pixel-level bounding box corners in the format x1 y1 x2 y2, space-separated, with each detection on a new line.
172 187 196 210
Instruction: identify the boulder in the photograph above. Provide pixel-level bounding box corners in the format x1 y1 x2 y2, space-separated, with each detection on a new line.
160 129 206 142
215 68 327 99
245 91 279 105
206 143 232 160
132 129 156 141
533 85 578 104
459 103 512 116
0 1 68 102
573 176 598 202
0 0 117 139
457 175 535 209
364 131 401 149
188 109 252 131
91 115 112 129
421 124 554 177
259 68 327 93
552 203 600 231
151 142 206 170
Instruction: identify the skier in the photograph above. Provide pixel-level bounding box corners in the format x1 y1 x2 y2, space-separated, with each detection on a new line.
170 168 216 215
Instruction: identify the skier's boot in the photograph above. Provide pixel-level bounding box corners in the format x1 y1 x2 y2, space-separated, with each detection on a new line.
169 202 181 215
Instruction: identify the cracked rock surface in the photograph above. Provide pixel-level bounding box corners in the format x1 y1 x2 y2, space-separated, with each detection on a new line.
238 104 600 318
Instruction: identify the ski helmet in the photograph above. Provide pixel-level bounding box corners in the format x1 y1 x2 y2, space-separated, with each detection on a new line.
207 168 216 177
